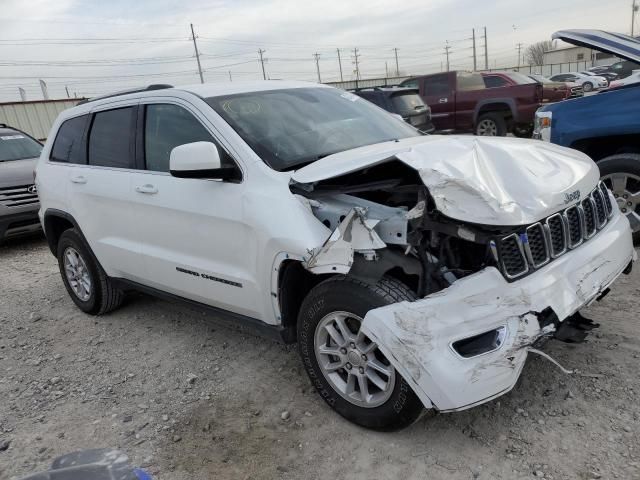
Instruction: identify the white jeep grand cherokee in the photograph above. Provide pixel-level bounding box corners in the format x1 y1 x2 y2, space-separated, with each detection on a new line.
36 81 635 430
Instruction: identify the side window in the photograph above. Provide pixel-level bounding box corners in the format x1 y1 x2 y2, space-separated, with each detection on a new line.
484 75 509 88
144 104 229 173
50 115 88 163
423 75 450 96
88 107 135 168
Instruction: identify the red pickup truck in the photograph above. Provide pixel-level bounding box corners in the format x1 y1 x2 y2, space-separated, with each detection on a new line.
400 71 544 137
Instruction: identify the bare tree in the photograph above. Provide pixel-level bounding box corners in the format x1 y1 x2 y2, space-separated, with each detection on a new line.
526 40 554 66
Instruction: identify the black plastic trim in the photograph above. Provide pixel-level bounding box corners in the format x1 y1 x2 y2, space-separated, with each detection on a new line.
111 277 292 343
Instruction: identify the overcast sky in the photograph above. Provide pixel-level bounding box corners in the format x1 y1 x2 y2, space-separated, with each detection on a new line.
0 0 635 101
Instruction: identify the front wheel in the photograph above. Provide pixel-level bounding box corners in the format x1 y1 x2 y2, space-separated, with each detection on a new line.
598 153 640 243
297 276 424 430
583 81 594 92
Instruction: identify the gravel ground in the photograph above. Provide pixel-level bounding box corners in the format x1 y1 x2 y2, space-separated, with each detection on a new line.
0 235 638 480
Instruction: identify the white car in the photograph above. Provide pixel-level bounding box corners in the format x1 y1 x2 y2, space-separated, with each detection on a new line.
35 81 635 430
549 72 608 92
608 69 640 89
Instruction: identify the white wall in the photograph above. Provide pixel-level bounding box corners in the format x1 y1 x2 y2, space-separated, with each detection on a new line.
0 99 83 140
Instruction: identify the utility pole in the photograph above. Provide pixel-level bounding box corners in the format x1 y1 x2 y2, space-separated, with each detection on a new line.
444 41 451 71
190 23 204 84
229 71 232 82
472 28 477 71
336 48 344 82
393 47 400 76
633 0 638 36
516 43 524 68
65 85 70 98
352 47 361 81
385 61 389 78
313 53 322 82
258 49 267 80
483 26 489 70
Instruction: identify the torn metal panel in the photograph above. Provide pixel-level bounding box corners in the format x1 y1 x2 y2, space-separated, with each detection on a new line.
360 212 634 412
291 135 600 226
304 207 386 274
309 194 409 245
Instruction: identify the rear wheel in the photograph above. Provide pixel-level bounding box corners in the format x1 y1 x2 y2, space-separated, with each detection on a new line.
598 153 640 243
57 229 124 315
297 276 424 430
475 113 507 136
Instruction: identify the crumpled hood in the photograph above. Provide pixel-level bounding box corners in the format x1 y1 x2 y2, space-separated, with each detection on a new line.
291 135 600 226
0 157 38 189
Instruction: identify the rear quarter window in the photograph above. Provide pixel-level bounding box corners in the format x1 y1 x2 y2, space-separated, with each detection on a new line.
456 72 486 91
50 115 89 163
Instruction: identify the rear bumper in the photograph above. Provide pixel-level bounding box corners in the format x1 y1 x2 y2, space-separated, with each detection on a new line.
361 210 635 412
0 208 42 241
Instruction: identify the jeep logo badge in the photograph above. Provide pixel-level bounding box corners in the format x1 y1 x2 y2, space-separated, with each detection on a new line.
27 185 37 194
564 190 580 204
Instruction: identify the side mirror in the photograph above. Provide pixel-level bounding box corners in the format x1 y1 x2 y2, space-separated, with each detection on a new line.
169 141 239 181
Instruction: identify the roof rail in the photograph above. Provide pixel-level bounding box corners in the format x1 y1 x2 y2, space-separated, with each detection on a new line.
78 84 174 105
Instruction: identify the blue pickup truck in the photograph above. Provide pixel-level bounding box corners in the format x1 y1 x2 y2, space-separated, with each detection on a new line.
534 30 640 241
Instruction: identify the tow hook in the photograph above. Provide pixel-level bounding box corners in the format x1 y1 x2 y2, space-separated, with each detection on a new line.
554 311 600 344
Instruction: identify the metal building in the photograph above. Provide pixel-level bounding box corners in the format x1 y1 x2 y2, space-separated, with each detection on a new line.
0 99 84 141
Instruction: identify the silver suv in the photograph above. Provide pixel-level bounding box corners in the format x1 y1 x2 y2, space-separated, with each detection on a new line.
0 124 42 243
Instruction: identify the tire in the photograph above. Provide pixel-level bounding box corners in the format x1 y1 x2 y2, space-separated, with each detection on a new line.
583 81 594 92
475 113 507 136
598 153 640 243
297 275 424 431
513 124 533 138
56 228 124 315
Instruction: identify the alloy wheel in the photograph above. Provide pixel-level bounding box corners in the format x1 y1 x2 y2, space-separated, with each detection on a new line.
314 311 396 408
476 119 498 136
63 247 92 301
602 172 640 232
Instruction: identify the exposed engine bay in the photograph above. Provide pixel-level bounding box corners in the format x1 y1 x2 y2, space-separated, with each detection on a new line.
293 160 519 297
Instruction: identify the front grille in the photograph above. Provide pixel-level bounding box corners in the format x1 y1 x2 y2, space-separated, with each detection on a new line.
497 182 613 280
570 86 584 97
0 185 38 208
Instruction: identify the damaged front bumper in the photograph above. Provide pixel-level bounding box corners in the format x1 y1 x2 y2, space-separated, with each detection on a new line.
361 211 636 412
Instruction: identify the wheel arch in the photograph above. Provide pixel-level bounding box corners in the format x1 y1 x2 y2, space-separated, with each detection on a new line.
43 209 82 256
473 99 516 124
569 134 640 161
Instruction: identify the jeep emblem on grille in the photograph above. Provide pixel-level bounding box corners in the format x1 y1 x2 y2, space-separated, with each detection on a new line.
27 185 37 194
564 190 580 204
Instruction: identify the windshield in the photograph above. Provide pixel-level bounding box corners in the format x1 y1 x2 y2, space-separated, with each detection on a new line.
0 131 43 162
206 87 421 171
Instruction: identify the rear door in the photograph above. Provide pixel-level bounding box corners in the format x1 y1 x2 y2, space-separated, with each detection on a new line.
420 73 455 130
66 102 144 281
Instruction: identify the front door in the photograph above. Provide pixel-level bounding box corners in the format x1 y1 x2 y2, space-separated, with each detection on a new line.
128 101 262 319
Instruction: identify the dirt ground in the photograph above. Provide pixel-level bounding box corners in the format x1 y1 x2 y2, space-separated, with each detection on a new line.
0 236 638 480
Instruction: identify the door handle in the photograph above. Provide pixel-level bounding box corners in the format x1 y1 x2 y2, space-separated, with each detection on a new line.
135 184 158 194
70 175 87 184
438 98 448 103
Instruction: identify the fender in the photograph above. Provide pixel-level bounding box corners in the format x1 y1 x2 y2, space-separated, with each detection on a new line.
473 98 517 124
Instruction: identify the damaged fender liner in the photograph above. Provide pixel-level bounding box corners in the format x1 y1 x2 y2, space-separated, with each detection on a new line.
358 213 634 411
